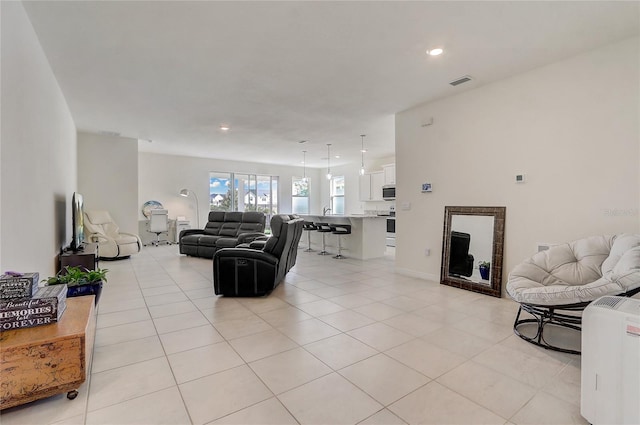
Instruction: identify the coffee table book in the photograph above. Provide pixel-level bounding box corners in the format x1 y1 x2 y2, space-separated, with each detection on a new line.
0 285 67 332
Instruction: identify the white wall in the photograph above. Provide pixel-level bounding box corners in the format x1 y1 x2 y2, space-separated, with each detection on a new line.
395 37 640 287
0 1 77 276
77 132 139 234
138 152 322 228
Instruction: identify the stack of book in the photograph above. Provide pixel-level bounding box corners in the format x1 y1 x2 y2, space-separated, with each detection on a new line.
0 273 67 332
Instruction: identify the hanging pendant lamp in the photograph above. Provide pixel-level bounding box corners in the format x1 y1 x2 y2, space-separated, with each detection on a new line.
359 134 366 176
326 144 332 180
302 150 308 183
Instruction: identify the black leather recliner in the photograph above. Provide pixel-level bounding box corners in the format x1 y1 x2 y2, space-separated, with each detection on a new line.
213 214 304 296
449 231 474 277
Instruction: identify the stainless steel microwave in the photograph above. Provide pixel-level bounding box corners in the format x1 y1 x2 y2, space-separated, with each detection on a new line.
382 185 396 201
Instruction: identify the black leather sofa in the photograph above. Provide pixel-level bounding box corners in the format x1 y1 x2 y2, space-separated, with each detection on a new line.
213 214 304 296
179 211 266 259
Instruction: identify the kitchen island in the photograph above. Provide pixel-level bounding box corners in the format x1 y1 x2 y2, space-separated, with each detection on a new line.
299 215 388 260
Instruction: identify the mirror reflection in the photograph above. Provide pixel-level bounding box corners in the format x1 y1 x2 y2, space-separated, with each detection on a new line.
441 206 505 297
449 215 494 285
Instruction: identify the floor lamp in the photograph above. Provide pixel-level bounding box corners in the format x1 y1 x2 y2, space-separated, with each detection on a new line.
179 189 200 228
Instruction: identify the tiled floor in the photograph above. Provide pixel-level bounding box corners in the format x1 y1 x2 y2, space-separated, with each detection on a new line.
1 245 587 425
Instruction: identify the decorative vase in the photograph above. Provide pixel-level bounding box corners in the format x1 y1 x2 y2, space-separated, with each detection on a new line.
479 266 490 280
66 281 103 304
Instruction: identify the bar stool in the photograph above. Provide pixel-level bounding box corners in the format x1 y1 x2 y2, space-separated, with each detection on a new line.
302 221 316 252
330 224 351 259
315 223 332 255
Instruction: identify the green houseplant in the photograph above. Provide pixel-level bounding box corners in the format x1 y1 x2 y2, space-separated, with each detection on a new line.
44 266 108 304
478 261 490 280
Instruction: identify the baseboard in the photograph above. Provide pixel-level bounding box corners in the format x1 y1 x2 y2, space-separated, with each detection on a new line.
394 267 440 283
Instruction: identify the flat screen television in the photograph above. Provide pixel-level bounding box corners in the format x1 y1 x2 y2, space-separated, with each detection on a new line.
70 192 85 252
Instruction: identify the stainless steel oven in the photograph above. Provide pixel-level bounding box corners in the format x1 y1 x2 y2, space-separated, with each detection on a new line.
386 212 396 247
386 217 396 234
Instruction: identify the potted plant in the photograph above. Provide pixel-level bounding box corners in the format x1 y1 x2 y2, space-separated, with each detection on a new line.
44 266 108 304
478 261 490 280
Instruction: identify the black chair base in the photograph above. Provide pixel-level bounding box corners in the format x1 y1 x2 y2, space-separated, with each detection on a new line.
512 287 640 355
302 222 316 252
513 302 587 355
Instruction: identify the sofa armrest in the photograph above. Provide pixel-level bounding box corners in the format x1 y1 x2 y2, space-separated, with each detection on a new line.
237 232 267 244
119 232 142 246
214 248 278 266
179 229 204 239
248 240 268 250
87 234 118 258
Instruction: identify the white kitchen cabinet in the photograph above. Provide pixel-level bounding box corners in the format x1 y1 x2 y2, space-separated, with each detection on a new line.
371 171 384 201
359 173 371 201
359 171 384 201
383 164 396 185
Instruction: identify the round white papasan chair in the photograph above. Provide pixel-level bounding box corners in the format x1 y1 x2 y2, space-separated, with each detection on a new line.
506 234 640 354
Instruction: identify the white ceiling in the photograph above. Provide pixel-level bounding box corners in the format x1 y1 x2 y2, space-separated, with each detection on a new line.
22 1 639 168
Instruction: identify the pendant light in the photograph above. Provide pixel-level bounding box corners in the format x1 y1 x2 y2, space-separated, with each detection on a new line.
302 150 309 183
359 134 366 176
326 144 332 180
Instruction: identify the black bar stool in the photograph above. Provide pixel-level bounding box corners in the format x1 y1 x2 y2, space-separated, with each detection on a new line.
330 224 351 259
302 221 316 252
315 223 332 255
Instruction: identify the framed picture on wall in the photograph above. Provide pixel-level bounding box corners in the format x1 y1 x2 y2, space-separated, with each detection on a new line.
422 183 432 192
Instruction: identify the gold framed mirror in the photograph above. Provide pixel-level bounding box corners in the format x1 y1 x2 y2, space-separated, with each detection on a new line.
440 206 506 297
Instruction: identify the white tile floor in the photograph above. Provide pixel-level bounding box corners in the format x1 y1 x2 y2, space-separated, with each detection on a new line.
1 245 588 425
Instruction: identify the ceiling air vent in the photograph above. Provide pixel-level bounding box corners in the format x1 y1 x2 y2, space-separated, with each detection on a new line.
449 75 472 87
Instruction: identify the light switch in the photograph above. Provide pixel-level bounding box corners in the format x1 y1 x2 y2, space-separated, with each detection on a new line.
401 201 411 211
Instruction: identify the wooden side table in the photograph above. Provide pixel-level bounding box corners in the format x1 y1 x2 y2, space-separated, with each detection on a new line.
0 296 96 410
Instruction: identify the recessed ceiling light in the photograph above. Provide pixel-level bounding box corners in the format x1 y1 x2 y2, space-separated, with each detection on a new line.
335 155 340 159
427 48 444 56
220 124 230 131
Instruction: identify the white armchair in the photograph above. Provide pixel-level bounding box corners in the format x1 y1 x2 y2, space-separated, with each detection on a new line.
84 210 141 259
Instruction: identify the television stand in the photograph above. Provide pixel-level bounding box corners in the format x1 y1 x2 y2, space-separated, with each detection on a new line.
59 242 98 272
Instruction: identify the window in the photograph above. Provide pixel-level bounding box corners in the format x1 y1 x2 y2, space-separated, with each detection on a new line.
259 175 278 215
292 177 309 214
210 172 233 211
330 176 345 215
210 172 278 217
235 174 256 211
